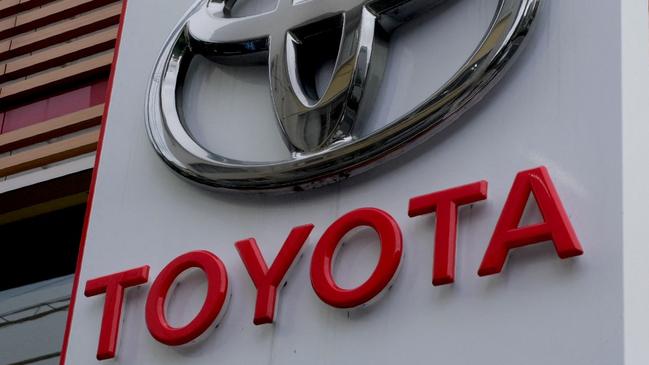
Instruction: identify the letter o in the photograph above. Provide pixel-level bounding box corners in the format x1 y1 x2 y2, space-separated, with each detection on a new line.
310 208 403 309
145 251 229 346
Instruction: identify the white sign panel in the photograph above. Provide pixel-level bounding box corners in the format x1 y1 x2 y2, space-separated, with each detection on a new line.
61 0 649 364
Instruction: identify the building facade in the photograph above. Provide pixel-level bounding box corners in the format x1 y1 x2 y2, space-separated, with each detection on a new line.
0 1 123 364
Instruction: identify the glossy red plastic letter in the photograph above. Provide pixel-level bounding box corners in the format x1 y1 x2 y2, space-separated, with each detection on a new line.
84 266 149 360
478 166 584 276
409 181 488 285
236 224 314 325
145 251 229 346
311 208 403 309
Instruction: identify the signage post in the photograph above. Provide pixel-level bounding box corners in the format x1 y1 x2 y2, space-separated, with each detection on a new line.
61 0 649 364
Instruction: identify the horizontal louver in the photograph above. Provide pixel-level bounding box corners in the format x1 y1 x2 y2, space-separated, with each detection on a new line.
0 0 122 178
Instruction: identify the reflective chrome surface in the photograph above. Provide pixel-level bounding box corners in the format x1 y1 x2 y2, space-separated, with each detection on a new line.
146 0 541 193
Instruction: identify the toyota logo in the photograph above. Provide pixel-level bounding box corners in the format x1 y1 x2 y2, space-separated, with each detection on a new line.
146 0 540 192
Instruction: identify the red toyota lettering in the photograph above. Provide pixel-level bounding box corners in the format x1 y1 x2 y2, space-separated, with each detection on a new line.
145 251 229 346
409 181 488 285
479 166 584 276
310 208 403 309
84 266 149 360
236 224 314 325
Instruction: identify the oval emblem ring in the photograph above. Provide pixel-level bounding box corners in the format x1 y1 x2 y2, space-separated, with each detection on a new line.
146 0 541 193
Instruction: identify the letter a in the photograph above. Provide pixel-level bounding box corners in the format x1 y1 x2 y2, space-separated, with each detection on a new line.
479 166 583 276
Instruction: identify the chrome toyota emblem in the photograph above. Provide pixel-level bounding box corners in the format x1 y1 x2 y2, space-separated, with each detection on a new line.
146 0 540 192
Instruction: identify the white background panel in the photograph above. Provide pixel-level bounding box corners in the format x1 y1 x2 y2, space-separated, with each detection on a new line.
64 0 632 364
